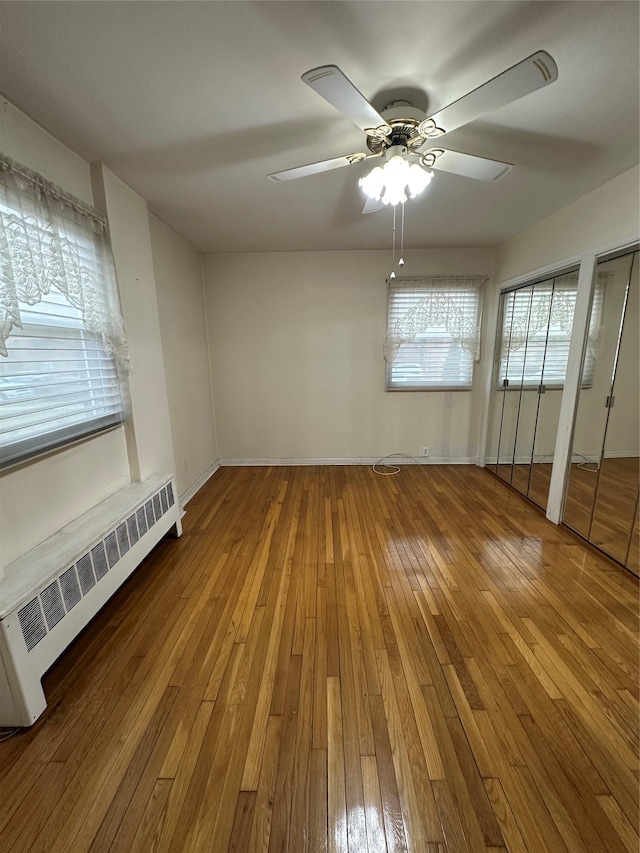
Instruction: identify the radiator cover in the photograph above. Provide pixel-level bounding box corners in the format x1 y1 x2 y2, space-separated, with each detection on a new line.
0 474 181 727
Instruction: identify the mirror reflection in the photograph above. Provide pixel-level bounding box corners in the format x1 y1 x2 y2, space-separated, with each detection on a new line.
627 503 639 574
564 248 639 572
488 269 580 511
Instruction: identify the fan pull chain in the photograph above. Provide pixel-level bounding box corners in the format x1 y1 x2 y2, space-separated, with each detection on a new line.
390 205 397 279
399 202 405 268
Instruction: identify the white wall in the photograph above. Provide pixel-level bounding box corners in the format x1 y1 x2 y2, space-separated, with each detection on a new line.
0 99 130 566
149 215 218 497
202 249 494 462
0 96 91 200
494 166 640 283
0 100 189 568
92 164 176 485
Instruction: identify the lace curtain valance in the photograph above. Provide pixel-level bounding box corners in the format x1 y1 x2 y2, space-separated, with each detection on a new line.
501 272 609 356
0 154 129 368
384 275 487 363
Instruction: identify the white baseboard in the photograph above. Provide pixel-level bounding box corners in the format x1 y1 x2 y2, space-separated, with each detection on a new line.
486 454 587 465
180 460 221 507
485 450 638 466
219 456 478 467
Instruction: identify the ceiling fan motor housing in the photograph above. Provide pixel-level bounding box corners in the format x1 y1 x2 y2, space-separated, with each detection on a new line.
367 101 429 154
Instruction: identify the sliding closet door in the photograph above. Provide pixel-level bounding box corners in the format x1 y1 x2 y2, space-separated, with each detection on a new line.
527 274 576 510
627 503 640 574
562 266 616 536
486 388 503 476
511 281 553 500
563 247 639 572
589 252 639 564
486 306 508 476
494 286 532 484
510 284 539 496
491 272 579 510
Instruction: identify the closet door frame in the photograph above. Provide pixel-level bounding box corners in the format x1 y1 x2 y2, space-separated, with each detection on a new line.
576 248 638 564
479 235 639 526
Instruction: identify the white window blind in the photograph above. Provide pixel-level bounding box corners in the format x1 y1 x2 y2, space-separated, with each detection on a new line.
0 155 128 468
497 274 602 389
0 292 124 466
385 277 485 390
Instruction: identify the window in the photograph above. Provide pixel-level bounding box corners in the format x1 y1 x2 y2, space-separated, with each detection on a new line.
385 276 486 390
497 273 602 390
0 156 128 469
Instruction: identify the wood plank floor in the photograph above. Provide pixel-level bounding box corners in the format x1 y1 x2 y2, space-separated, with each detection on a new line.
564 457 639 569
1 464 638 852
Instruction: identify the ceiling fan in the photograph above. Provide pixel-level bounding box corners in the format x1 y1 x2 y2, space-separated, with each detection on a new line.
268 52 558 211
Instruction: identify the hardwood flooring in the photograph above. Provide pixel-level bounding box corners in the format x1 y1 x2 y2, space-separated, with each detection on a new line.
493 456 639 572
564 457 639 569
498 462 553 511
0 464 638 852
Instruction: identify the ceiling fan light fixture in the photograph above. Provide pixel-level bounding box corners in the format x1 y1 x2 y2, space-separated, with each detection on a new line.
358 164 385 199
359 150 433 206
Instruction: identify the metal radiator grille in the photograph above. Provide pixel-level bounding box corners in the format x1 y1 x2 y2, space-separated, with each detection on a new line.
15 482 175 653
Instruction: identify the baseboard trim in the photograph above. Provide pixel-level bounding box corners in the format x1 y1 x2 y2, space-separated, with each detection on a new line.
180 460 221 507
484 450 638 466
219 456 478 467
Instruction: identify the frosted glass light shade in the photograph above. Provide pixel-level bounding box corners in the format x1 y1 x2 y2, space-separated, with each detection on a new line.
359 155 433 206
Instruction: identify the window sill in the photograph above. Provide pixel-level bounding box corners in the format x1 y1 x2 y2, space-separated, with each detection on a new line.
386 386 473 392
0 416 125 473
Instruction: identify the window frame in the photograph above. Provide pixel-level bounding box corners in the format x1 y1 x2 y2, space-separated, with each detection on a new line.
385 278 483 392
0 185 126 470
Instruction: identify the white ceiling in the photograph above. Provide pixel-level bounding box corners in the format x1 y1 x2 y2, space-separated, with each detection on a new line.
0 1 638 253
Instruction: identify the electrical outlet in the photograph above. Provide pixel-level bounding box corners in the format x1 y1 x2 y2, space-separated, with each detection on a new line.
420 446 429 457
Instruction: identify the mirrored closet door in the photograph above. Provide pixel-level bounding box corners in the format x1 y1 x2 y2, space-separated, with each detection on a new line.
487 269 580 511
564 247 639 573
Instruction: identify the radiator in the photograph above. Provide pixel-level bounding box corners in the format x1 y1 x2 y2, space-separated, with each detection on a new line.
0 474 181 727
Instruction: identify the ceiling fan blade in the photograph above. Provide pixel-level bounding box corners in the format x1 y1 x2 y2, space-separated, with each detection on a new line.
268 152 367 182
425 148 513 181
362 196 384 214
427 51 558 136
302 65 391 134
